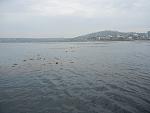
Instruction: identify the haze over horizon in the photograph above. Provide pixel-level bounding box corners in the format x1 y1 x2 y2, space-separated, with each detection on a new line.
0 0 150 38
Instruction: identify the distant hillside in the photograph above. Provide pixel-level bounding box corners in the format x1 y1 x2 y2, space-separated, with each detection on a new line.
72 30 149 41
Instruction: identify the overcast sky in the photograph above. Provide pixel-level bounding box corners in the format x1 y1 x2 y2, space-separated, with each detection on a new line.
0 0 150 38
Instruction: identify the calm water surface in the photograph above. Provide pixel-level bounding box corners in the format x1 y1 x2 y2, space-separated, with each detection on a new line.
0 41 150 113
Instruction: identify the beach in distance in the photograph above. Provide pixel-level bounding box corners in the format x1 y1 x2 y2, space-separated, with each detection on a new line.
0 41 150 113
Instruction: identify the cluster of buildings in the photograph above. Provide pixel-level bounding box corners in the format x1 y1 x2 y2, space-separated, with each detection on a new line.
90 31 150 41
148 31 150 39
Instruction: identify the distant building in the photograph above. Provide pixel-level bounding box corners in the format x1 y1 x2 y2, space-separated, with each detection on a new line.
99 36 106 40
127 36 133 40
117 35 124 40
97 37 100 40
133 33 138 37
148 31 150 39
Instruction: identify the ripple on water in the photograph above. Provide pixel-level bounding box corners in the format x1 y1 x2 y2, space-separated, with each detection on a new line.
105 92 150 113
89 96 132 113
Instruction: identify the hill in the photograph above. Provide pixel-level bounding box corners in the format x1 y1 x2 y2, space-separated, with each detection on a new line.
72 30 148 41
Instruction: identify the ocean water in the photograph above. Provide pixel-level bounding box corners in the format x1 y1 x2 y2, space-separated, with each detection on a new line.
0 41 150 113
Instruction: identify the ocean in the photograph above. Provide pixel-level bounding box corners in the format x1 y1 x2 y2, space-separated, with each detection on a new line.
0 41 150 113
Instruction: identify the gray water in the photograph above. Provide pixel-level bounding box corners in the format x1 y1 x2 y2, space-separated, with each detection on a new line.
0 41 150 113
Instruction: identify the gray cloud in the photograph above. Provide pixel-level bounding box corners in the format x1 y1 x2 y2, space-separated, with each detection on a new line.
0 0 150 38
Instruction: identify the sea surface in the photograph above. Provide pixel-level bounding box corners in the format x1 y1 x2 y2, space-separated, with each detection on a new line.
0 41 150 113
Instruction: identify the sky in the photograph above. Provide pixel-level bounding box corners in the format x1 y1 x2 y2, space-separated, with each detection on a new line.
0 0 150 38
